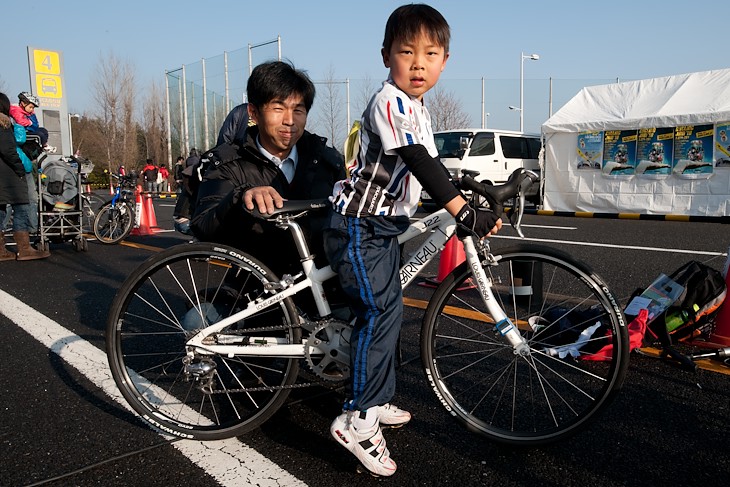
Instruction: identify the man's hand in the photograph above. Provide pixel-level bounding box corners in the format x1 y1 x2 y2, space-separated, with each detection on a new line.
243 186 285 214
455 203 502 238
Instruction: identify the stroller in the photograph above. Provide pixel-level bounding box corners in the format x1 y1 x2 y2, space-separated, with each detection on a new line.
37 156 91 252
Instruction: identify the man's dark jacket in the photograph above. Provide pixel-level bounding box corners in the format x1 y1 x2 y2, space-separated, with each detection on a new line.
191 126 345 274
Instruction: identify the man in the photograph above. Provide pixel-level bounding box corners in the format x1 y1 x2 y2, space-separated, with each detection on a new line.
191 61 345 280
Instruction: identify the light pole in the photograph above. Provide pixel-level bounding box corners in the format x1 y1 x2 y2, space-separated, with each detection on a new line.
68 113 80 156
485 112 490 129
519 52 539 132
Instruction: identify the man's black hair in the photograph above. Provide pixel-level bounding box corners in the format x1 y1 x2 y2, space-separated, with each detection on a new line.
246 61 315 111
383 4 450 53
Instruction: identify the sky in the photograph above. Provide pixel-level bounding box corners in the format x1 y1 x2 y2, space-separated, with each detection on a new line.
2 0 729 135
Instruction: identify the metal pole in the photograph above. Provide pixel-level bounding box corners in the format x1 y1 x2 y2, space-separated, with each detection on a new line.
248 43 252 75
277 35 282 61
346 78 351 134
549 77 553 119
481 77 485 129
519 52 524 133
224 51 230 113
182 64 189 156
164 71 172 167
202 58 209 150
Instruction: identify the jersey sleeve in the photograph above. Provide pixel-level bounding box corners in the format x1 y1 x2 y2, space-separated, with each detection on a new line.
371 91 423 154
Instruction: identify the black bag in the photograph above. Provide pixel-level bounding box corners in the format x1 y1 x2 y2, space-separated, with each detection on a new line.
656 261 727 341
22 139 43 161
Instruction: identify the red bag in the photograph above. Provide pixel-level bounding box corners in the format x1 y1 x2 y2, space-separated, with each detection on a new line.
582 309 648 361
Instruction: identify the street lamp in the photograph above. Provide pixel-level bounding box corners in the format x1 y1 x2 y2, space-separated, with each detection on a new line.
485 112 490 129
519 52 539 132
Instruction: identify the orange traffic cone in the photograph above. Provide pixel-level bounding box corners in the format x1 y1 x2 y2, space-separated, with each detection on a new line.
705 249 730 347
130 186 160 236
419 236 474 289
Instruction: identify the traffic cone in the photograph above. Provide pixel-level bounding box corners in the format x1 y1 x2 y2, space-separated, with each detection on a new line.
130 186 160 236
419 236 474 289
705 249 730 347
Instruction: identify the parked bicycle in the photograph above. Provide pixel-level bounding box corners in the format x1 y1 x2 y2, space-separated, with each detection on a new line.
106 168 629 446
93 173 137 244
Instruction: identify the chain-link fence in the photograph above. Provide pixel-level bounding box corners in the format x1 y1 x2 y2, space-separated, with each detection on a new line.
166 41 621 159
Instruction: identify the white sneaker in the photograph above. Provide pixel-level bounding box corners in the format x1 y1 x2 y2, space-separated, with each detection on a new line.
330 411 397 477
378 403 411 428
44 145 57 154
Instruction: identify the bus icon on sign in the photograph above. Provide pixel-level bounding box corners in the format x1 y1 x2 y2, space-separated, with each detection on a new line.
35 74 62 98
42 78 58 94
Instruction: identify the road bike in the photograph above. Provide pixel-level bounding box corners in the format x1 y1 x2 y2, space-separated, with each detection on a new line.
93 173 137 244
81 191 106 233
106 168 629 446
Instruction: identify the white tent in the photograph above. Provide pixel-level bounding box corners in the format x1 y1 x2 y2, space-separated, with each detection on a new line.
541 69 730 217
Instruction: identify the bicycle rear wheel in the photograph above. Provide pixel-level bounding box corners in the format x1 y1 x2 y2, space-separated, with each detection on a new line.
81 193 106 233
93 201 135 244
421 244 629 445
106 243 301 440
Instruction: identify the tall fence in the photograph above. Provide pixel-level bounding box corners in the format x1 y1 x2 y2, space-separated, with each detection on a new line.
166 42 621 163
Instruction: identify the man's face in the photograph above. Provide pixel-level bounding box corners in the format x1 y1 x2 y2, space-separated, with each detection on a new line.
249 94 307 159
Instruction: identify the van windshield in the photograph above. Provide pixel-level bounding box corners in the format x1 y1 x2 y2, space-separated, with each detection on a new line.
434 132 471 158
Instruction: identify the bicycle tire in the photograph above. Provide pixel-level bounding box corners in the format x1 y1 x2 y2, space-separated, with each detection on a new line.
421 243 629 446
93 201 135 244
81 193 106 233
106 242 301 440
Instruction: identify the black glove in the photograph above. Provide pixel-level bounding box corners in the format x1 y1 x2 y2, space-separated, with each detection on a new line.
455 203 499 237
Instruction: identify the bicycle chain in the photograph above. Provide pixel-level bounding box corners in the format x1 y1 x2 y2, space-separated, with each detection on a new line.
205 381 316 394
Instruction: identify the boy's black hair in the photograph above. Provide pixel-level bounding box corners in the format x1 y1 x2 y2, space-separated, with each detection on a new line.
0 92 10 116
383 4 450 53
246 60 315 111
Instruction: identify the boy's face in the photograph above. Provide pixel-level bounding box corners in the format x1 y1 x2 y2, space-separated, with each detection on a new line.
21 101 36 114
382 30 449 101
249 94 307 159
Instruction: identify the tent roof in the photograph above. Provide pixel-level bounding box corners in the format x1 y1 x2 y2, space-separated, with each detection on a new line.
542 69 730 133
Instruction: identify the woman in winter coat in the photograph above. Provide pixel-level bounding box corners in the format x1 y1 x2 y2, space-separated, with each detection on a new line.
0 92 48 261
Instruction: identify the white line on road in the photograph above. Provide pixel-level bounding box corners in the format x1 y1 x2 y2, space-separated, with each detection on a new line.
492 234 727 256
0 289 306 487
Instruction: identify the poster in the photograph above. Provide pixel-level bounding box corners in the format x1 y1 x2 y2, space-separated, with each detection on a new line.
576 131 603 170
635 127 674 177
714 122 730 168
602 130 637 176
673 124 714 178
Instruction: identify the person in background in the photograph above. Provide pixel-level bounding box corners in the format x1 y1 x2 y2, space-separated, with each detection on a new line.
11 115 38 234
0 92 49 261
9 92 55 153
324 4 500 476
216 103 249 146
185 148 200 168
157 163 169 193
142 159 158 193
173 156 184 192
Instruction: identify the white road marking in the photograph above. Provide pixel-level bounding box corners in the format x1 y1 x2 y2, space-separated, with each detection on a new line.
491 234 726 256
0 289 306 487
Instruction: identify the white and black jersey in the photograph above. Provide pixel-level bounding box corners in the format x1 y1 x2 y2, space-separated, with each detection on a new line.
331 80 438 218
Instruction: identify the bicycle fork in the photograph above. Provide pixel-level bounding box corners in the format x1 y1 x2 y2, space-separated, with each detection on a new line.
462 237 531 356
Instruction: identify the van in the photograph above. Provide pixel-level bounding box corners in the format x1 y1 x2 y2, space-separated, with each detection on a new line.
422 129 542 205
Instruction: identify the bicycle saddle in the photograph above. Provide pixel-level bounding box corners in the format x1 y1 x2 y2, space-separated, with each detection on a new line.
250 199 330 220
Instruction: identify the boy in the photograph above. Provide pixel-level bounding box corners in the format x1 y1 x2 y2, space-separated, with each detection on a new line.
9 92 55 153
324 4 502 477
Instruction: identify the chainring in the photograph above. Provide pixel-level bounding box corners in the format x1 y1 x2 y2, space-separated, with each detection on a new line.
304 320 352 384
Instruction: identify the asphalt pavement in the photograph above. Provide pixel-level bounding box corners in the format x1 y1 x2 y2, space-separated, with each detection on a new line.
1 195 728 487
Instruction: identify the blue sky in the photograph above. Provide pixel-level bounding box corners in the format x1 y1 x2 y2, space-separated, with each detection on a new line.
2 0 728 134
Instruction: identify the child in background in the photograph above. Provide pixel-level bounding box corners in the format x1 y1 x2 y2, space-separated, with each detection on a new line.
9 92 55 154
324 4 502 477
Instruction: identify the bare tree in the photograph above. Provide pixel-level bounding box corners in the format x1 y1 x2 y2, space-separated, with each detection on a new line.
426 86 472 132
356 74 378 118
142 80 168 166
316 65 347 150
91 52 138 175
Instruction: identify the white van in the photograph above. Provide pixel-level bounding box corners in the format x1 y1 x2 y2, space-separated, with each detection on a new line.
422 129 542 205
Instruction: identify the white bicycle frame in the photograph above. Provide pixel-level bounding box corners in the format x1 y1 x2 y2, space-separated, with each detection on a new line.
185 206 528 358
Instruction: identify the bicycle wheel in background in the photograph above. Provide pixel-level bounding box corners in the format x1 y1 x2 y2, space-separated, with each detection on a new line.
421 243 629 446
93 201 135 244
81 193 106 233
106 243 301 440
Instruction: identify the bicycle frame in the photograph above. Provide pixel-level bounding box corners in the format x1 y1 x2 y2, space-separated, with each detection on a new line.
186 206 528 357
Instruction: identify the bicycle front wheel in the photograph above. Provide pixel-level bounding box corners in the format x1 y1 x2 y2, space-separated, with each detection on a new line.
93 202 135 244
421 244 629 446
106 243 301 440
